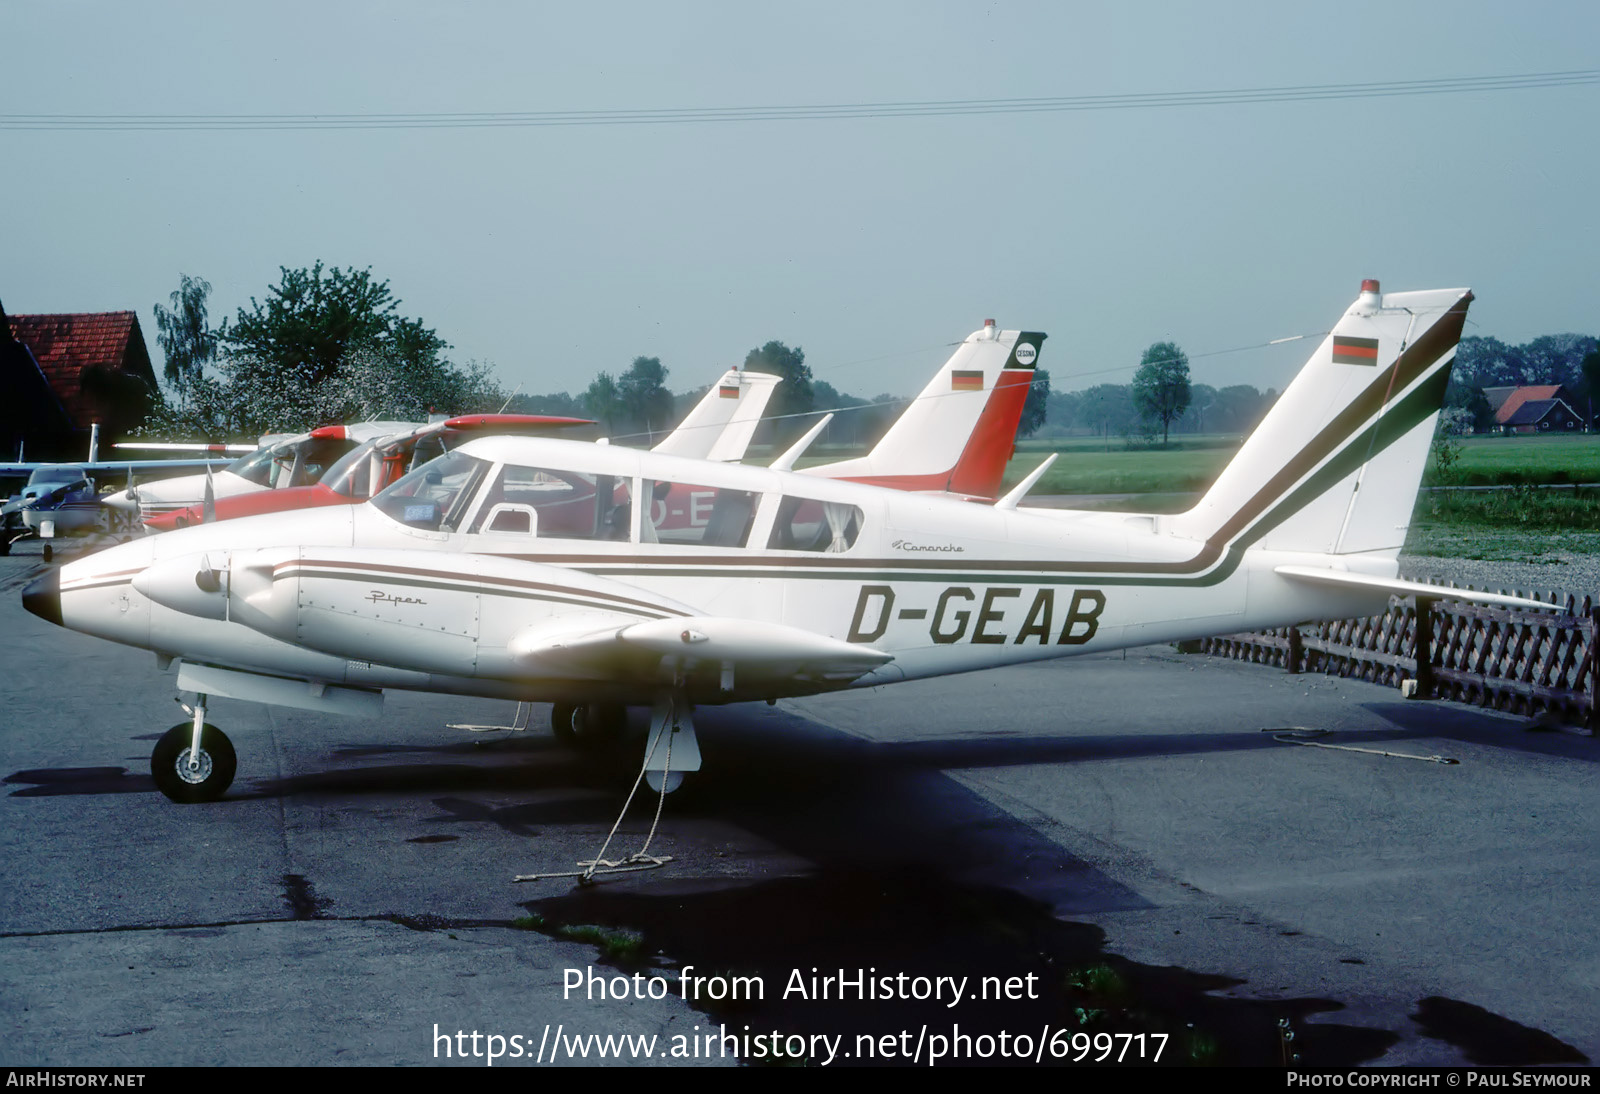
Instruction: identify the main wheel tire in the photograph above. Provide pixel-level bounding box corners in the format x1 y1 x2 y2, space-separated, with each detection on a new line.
150 721 237 803
42 543 52 562
549 703 626 752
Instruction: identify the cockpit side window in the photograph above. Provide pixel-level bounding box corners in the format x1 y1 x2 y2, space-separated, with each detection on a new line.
465 463 620 540
641 479 758 548
767 496 863 553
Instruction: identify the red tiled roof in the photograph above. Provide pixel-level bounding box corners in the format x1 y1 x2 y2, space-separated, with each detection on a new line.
1493 385 1563 425
1502 399 1572 427
6 311 157 433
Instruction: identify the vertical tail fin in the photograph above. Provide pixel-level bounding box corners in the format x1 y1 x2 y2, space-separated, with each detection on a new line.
807 322 1046 497
1167 281 1471 560
652 369 781 462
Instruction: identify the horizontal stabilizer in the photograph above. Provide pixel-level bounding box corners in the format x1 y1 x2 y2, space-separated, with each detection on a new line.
1275 565 1556 612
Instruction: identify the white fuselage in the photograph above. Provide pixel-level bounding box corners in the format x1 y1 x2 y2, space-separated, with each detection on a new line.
52 435 1391 708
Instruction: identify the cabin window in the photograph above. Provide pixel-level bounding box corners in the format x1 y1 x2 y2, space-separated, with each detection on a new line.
639 479 758 548
767 496 863 553
370 450 489 531
466 463 622 540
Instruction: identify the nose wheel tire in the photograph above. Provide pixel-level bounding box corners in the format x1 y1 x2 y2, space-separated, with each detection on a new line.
150 722 237 803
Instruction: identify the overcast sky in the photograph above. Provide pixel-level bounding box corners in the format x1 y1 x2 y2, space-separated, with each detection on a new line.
3 1 1596 403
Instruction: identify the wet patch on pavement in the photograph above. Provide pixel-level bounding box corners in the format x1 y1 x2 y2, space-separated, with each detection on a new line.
1410 996 1588 1065
523 866 1400 1066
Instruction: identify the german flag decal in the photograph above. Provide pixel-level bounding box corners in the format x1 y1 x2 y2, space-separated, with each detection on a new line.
719 385 741 399
1332 335 1381 365
951 370 984 391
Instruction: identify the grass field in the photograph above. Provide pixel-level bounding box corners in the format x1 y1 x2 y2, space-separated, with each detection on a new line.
1007 435 1240 495
786 432 1600 556
1007 432 1600 556
1432 433 1600 486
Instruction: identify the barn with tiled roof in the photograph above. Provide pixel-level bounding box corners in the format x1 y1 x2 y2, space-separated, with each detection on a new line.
1 306 160 461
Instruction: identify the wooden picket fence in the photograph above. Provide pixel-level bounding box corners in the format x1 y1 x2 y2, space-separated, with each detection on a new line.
1198 586 1600 731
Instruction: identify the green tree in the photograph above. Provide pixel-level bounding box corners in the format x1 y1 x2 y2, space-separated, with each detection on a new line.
140 263 499 438
222 262 445 389
1443 379 1495 434
583 372 624 436
1213 384 1269 435
1018 367 1049 439
1132 341 1191 446
744 341 813 442
617 356 674 442
1078 384 1134 448
1580 346 1600 430
152 274 218 403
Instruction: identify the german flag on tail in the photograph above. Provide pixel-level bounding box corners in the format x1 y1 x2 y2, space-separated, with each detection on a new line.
1332 335 1380 365
951 370 984 391
719 384 741 399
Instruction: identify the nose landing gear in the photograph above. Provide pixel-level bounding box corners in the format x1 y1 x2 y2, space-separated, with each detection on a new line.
149 695 236 803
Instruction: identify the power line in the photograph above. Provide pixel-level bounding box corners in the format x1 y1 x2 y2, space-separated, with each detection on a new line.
3 70 1595 131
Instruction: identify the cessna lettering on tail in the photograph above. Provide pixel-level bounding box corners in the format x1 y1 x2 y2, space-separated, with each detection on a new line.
847 585 1105 646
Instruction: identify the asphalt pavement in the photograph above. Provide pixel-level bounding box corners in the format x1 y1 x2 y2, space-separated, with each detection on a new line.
2 544 1595 1067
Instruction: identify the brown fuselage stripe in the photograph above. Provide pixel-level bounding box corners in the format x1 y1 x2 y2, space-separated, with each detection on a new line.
276 557 689 616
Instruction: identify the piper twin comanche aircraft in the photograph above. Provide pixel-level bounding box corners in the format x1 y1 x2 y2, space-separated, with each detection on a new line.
25 283 1534 810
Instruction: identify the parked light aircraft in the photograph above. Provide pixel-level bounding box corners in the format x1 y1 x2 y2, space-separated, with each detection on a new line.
100 422 420 526
107 367 781 531
1 425 235 558
27 283 1528 807
130 325 1044 533
140 413 595 532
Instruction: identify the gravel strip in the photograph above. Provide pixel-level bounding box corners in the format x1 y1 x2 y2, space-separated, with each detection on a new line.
1399 552 1600 603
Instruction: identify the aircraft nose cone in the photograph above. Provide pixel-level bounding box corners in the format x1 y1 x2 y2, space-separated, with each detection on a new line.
22 569 62 627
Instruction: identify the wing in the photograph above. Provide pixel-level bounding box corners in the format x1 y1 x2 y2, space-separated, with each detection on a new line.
134 545 890 700
0 457 236 477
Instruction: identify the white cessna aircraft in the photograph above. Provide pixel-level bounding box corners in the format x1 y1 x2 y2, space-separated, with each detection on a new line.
25 282 1523 805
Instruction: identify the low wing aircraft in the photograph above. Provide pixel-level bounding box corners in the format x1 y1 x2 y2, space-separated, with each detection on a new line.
27 281 1527 807
100 421 420 526
1 425 236 558
140 414 595 531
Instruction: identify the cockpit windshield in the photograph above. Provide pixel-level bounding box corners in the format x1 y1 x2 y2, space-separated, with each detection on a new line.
322 432 448 499
321 441 382 498
226 445 283 486
370 449 489 531
229 436 355 488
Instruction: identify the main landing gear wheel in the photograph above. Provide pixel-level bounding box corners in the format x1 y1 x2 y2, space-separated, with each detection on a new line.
150 721 237 803
550 703 626 752
42 543 52 562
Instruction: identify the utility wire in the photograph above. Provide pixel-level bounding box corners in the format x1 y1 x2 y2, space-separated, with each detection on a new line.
4 70 1595 131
